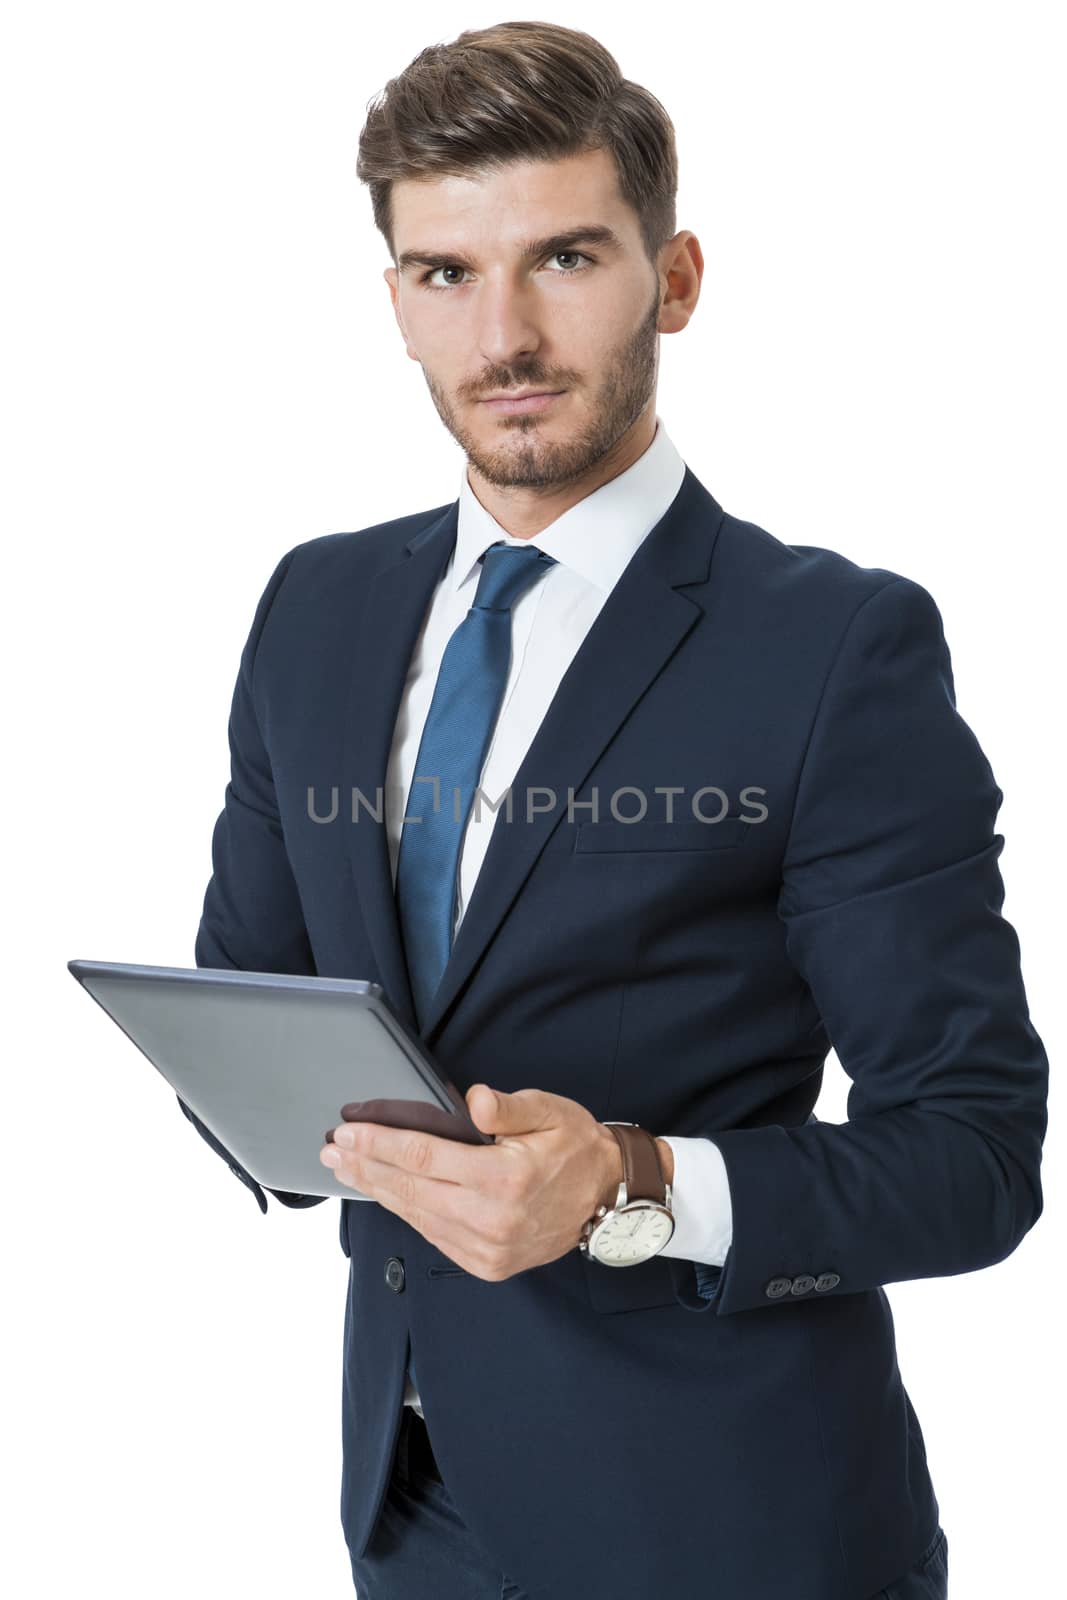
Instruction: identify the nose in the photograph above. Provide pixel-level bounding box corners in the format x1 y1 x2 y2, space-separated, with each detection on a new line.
473 276 545 372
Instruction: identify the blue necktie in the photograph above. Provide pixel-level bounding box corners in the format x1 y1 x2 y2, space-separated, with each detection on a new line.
396 539 558 1030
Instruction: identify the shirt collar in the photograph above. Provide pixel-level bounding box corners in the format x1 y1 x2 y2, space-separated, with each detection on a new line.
451 415 688 594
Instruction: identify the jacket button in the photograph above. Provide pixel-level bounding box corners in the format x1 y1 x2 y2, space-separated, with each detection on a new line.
765 1276 793 1299
814 1272 840 1292
791 1274 816 1295
384 1257 406 1293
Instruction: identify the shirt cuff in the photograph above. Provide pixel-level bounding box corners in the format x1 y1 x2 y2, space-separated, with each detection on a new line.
657 1136 733 1266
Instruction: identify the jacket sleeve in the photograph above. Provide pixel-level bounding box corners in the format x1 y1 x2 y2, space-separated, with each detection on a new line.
178 545 326 1213
669 575 1049 1315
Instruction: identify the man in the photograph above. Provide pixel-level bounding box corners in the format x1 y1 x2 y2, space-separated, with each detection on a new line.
180 21 1047 1600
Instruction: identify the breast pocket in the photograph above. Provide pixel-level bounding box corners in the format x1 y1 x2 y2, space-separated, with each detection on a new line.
573 816 752 853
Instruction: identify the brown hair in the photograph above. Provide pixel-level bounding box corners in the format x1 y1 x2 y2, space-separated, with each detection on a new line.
356 20 678 270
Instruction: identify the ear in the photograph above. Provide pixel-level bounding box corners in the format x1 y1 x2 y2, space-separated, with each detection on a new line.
383 266 418 360
658 230 703 335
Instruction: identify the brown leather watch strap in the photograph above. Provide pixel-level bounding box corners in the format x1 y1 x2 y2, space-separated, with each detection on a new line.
604 1122 667 1205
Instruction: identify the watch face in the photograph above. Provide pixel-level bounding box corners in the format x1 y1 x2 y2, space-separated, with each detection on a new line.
592 1202 674 1265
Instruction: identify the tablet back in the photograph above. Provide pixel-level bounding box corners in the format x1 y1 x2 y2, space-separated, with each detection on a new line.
67 960 476 1199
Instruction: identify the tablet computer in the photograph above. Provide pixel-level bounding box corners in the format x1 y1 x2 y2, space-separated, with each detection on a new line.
67 959 493 1201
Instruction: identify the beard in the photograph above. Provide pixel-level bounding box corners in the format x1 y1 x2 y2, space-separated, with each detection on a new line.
419 278 662 492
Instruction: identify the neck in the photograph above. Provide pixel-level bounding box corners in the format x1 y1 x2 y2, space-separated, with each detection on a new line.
465 410 658 540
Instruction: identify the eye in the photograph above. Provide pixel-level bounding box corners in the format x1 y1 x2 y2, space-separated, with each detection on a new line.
546 251 589 273
421 264 467 290
419 251 594 291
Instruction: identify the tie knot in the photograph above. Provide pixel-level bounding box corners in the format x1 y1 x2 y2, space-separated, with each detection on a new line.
472 540 557 613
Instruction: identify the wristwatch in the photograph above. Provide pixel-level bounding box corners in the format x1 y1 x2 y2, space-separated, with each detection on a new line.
579 1121 675 1266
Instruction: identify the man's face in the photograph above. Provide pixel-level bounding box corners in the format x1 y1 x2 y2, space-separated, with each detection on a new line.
384 148 667 490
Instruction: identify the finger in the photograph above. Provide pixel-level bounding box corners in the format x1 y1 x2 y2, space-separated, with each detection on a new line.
342 1149 497 1232
334 1121 497 1189
350 1150 522 1272
334 1148 524 1280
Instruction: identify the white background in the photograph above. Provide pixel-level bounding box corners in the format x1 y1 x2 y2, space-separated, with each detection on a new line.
3 3 1062 1595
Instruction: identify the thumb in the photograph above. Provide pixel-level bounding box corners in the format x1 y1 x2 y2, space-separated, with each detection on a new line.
467 1082 524 1133
465 1084 547 1135
465 1083 501 1131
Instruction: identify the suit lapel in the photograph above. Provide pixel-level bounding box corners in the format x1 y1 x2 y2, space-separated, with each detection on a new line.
341 502 459 1031
342 467 726 1045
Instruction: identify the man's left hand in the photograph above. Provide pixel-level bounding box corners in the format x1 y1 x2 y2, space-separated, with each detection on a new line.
320 1086 622 1282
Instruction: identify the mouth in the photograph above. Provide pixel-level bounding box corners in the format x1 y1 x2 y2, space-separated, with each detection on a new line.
480 390 566 416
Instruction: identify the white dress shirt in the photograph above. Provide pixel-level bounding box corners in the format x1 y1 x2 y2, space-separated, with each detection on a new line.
385 417 733 1416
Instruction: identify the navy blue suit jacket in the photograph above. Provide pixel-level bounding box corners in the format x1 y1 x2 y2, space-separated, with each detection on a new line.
181 467 1047 1599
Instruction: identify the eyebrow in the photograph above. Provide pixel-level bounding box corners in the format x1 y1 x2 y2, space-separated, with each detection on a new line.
396 225 625 276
